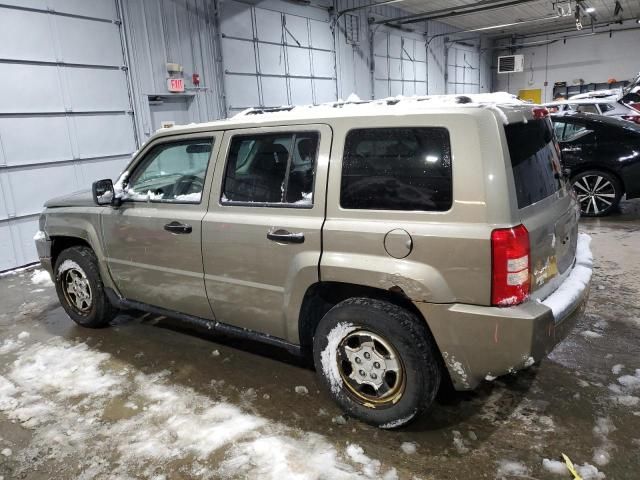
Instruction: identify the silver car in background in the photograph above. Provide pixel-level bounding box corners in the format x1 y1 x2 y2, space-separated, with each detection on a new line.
544 73 640 125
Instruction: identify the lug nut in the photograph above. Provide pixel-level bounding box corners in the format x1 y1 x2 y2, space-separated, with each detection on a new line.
364 352 371 359
359 370 366 377
355 357 361 364
370 373 377 380
373 362 380 369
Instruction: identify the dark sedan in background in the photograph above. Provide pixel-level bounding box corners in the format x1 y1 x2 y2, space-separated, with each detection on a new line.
551 112 640 216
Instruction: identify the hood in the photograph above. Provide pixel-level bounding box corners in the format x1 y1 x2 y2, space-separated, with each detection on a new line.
44 189 95 208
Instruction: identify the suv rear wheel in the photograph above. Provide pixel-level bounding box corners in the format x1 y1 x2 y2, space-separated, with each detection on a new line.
313 298 441 429
54 246 116 328
572 170 622 217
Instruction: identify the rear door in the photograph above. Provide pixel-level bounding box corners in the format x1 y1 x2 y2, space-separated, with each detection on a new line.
505 118 579 298
202 124 331 341
554 118 597 171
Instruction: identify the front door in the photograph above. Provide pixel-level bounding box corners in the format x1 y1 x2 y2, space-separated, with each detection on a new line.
102 133 220 319
202 124 331 341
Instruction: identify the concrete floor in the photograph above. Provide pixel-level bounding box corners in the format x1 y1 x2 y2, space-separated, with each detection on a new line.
1 200 639 480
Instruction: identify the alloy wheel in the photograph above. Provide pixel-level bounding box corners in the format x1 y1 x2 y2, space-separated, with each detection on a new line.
573 174 617 215
336 330 406 407
61 267 93 314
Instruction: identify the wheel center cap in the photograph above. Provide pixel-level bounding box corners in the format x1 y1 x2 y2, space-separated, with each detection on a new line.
347 346 387 388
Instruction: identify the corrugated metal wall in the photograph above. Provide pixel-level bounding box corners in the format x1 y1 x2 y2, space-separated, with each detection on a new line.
119 0 224 138
219 0 336 116
0 0 136 271
332 0 488 99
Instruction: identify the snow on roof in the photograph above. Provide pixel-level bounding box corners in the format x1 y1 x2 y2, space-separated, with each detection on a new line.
234 91 525 120
158 92 529 135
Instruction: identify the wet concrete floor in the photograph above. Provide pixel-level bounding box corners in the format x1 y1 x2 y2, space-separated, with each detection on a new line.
1 200 639 479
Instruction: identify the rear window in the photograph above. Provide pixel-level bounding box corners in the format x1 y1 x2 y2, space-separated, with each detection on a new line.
505 119 564 209
340 127 452 211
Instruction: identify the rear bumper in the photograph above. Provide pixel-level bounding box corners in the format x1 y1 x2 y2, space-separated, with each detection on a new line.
416 234 592 390
34 231 54 277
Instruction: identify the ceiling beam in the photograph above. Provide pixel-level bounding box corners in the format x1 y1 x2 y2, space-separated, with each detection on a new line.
371 0 540 26
337 0 407 16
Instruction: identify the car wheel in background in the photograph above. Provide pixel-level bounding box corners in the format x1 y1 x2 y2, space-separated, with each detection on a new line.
54 246 116 328
571 170 622 217
313 297 441 429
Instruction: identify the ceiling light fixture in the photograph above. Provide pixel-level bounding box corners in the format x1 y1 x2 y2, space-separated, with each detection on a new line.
586 7 595 13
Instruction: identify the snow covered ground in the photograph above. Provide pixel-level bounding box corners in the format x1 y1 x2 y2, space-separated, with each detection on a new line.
0 334 399 479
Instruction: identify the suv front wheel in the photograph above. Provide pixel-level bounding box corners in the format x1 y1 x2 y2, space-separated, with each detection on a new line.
313 298 441 429
54 246 116 328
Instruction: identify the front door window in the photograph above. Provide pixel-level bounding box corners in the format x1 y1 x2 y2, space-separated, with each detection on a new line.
124 138 214 203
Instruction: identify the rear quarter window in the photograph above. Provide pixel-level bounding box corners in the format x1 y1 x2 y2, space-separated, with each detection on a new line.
340 127 452 211
505 119 564 209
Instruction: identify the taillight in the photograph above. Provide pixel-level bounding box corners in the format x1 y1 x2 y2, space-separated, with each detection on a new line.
532 107 549 119
629 102 640 112
491 225 530 307
622 115 640 124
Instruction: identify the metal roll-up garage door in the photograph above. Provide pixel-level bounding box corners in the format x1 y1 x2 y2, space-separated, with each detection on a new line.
0 0 136 271
446 42 481 94
220 0 337 116
373 29 427 99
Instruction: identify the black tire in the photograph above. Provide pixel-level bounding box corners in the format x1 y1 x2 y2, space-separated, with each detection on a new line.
571 170 622 217
313 298 441 429
54 246 116 328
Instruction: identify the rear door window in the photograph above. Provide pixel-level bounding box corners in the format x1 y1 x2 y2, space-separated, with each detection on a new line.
505 119 564 208
221 132 318 206
576 104 599 114
340 128 452 211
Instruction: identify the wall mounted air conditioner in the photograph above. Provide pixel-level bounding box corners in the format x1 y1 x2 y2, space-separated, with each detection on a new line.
497 54 524 74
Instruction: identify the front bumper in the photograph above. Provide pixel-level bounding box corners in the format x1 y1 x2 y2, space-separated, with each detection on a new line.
34 230 54 277
416 235 592 390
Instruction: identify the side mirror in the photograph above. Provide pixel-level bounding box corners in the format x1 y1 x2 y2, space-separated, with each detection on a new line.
92 179 115 206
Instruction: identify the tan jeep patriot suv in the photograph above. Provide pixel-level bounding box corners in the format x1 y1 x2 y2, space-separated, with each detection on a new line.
35 94 592 428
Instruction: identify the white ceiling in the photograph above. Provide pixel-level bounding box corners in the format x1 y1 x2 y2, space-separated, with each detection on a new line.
385 0 640 36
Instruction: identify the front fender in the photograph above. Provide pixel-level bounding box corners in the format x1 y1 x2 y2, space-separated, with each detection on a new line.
44 208 117 292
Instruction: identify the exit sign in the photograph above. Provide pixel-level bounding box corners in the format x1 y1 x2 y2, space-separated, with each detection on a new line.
167 78 185 93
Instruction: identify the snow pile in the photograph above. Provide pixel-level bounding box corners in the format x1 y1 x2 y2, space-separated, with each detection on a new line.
496 459 529 478
345 444 397 479
541 233 592 319
0 338 398 479
30 269 53 287
174 192 202 202
452 430 469 454
610 368 640 407
542 458 568 475
400 442 417 454
576 463 606 480
592 417 616 466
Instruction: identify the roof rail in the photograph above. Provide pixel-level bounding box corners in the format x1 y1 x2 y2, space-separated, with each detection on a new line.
241 106 296 116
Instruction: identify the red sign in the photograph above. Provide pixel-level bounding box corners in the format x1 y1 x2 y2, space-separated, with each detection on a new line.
167 78 185 93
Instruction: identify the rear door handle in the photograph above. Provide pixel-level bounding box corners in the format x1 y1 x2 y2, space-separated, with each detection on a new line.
267 229 305 244
164 221 192 234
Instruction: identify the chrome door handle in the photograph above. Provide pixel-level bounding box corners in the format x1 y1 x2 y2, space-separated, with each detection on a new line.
164 221 192 234
267 229 305 244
